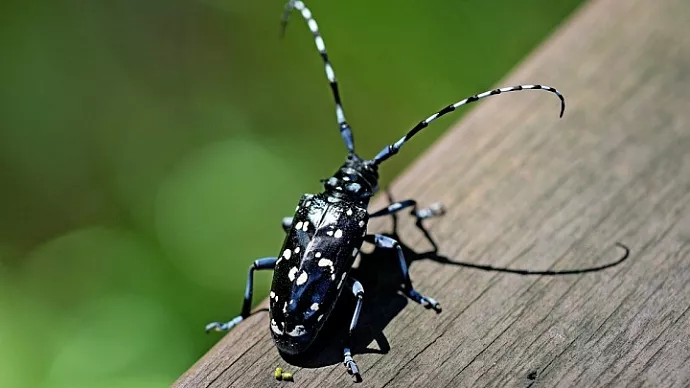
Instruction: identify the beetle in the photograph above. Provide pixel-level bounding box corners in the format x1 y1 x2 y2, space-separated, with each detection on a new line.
205 0 566 382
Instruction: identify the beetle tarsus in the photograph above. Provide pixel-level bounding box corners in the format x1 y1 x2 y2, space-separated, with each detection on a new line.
205 316 244 333
406 289 442 313
415 202 446 219
422 296 442 313
344 355 362 383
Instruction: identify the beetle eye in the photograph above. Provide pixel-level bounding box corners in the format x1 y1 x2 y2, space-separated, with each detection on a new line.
346 182 361 192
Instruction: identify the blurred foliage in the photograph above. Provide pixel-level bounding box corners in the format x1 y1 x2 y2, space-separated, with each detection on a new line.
0 0 582 386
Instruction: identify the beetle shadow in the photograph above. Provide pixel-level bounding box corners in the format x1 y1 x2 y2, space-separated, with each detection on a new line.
278 193 631 370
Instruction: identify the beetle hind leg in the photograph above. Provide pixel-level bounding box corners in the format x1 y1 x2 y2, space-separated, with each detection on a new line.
364 234 442 313
205 257 277 333
342 278 364 382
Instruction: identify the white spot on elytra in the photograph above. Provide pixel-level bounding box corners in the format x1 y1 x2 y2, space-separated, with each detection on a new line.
346 209 353 216
287 325 306 337
305 201 311 207
294 246 300 253
302 221 309 231
319 258 335 274
295 221 303 230
271 319 283 335
288 267 298 281
310 303 319 311
352 248 359 257
327 231 334 236
331 273 335 280
359 221 365 227
296 271 308 286
334 229 343 238
315 251 322 258
283 249 291 260
283 302 288 314
270 291 275 299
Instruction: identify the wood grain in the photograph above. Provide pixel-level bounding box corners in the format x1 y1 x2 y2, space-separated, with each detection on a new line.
174 0 690 386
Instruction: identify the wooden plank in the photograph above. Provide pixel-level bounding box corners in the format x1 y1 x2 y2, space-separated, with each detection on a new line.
174 0 690 386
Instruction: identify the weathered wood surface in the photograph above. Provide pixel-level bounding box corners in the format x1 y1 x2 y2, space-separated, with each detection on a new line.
174 0 690 386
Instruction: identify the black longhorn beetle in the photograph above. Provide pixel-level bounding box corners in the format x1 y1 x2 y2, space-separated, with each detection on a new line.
206 0 568 382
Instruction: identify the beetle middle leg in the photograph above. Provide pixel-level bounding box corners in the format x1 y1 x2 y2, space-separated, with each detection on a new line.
205 257 277 333
343 277 364 382
369 199 445 251
364 234 442 312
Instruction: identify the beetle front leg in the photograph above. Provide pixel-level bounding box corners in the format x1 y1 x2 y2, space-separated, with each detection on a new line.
364 234 442 313
205 257 277 333
343 278 364 383
369 199 445 251
368 199 445 220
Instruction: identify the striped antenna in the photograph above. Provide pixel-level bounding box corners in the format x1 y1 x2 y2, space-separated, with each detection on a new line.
281 0 355 154
372 84 566 165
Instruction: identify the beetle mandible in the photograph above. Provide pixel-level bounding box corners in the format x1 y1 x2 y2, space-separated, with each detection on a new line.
205 0 566 382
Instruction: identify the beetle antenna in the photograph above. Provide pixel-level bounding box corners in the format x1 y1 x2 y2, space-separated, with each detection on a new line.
281 0 355 154
371 84 566 165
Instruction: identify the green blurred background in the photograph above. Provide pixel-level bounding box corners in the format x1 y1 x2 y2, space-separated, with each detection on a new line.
0 0 582 386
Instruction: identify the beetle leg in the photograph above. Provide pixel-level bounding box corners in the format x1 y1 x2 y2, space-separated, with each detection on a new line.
369 199 445 220
343 278 364 382
369 199 445 251
281 217 293 233
364 234 442 313
205 257 277 333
